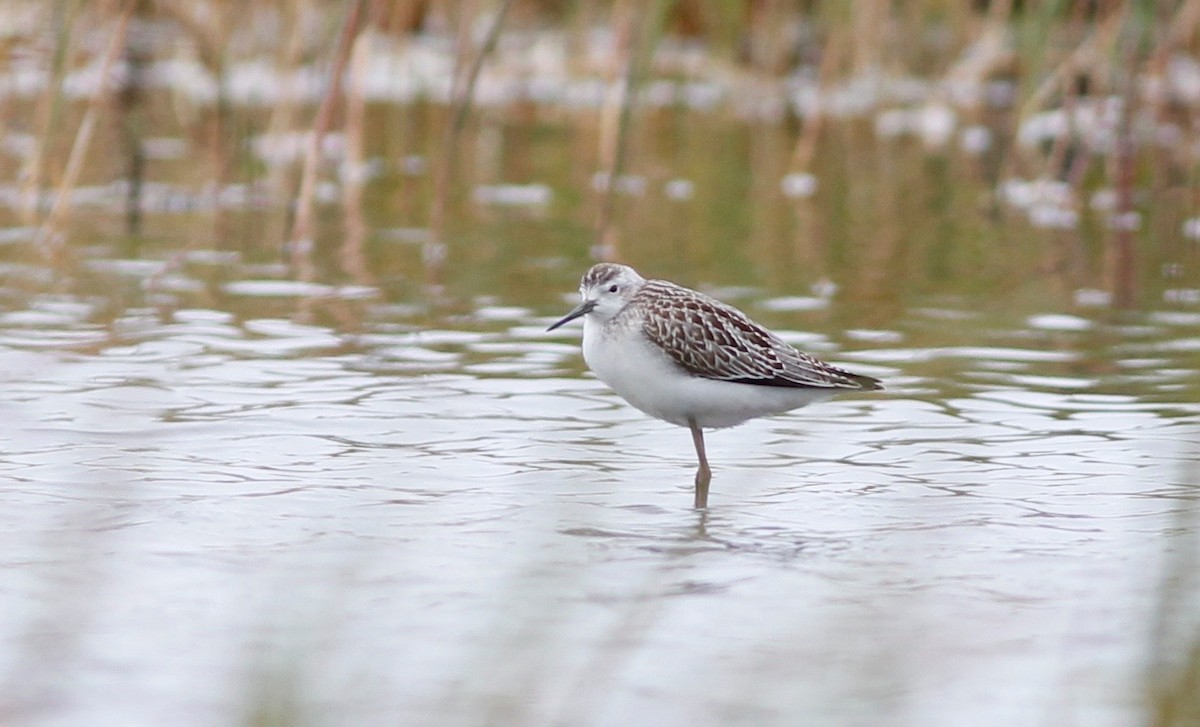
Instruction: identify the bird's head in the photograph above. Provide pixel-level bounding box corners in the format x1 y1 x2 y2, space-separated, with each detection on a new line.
547 263 645 330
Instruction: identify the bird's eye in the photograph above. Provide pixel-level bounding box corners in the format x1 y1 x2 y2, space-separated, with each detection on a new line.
608 284 619 293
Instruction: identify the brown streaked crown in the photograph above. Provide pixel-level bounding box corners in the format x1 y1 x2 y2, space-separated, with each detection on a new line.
581 263 642 292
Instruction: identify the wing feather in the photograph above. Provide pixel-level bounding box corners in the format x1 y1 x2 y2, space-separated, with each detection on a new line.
635 280 880 390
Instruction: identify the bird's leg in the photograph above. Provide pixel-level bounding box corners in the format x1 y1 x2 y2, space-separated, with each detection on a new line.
688 418 711 509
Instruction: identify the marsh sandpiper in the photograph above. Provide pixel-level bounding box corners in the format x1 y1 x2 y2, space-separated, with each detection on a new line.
548 263 881 508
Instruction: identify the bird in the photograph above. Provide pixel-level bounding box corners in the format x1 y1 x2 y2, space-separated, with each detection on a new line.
547 263 881 508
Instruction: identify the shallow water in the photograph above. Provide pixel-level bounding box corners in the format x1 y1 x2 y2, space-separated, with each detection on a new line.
1 267 1198 725
2 26 1200 722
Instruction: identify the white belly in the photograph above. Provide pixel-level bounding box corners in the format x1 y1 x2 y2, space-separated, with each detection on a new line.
581 318 835 429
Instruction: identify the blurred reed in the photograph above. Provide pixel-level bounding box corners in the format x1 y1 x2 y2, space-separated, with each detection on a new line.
428 0 514 285
33 0 132 251
1 1 1194 304
288 0 366 281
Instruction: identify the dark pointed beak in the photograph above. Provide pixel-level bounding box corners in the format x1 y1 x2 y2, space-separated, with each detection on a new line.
546 299 596 331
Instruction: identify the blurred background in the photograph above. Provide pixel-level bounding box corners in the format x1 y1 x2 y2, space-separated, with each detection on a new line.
0 1 1199 725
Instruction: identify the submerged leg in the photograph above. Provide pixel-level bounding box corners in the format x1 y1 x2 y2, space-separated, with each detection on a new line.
688 418 711 509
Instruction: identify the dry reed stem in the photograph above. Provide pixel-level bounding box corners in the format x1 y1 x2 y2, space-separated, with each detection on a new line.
20 1 79 227
35 0 133 250
138 1 246 292
426 0 474 268
118 0 156 235
255 0 312 252
592 0 640 263
851 0 888 76
427 0 513 282
743 0 790 74
943 1 1014 94
1107 20 1145 310
340 23 372 284
1018 5 1127 125
289 0 366 279
263 0 311 201
448 0 512 140
155 0 239 243
1166 0 1200 46
789 33 842 174
157 0 227 70
1014 4 1127 205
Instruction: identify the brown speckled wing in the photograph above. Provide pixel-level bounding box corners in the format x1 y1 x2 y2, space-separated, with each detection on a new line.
635 280 880 390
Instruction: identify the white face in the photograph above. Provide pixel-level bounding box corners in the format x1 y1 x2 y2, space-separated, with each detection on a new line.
546 263 645 331
579 271 639 322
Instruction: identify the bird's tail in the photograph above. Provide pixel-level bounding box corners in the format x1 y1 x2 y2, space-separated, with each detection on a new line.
848 372 884 391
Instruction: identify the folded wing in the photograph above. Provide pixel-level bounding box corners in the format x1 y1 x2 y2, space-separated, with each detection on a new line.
637 280 881 391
